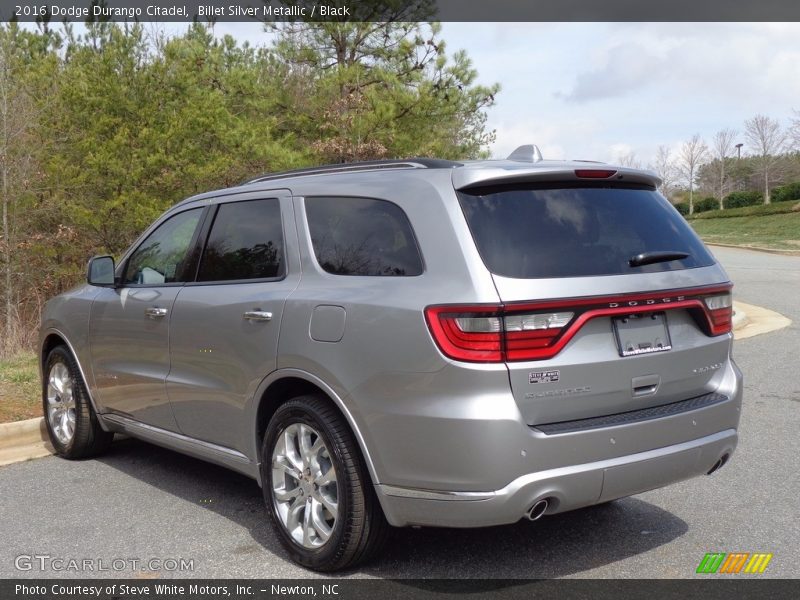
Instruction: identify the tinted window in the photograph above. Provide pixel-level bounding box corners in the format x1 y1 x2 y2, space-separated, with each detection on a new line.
197 199 284 282
123 208 202 285
306 197 423 276
458 185 715 279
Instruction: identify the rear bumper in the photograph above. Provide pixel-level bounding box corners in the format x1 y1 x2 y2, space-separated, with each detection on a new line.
376 428 737 527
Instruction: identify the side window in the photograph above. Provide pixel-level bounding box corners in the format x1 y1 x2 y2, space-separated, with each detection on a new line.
305 197 423 276
123 208 203 285
197 198 285 282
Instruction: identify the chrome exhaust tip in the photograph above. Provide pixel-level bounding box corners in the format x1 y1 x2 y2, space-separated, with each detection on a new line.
526 498 549 521
706 453 730 475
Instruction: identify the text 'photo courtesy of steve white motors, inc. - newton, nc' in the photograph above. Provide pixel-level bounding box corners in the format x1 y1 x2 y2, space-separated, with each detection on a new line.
14 583 340 598
16 3 351 19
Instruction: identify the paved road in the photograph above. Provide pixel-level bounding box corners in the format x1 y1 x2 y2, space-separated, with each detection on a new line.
1 246 797 579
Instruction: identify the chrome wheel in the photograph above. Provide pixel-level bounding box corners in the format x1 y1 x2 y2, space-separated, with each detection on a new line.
271 423 339 549
46 361 76 445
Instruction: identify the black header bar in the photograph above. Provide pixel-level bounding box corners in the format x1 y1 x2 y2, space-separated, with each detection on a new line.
4 0 800 23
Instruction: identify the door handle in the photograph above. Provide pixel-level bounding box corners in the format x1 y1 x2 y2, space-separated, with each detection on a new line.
145 307 168 319
243 310 273 322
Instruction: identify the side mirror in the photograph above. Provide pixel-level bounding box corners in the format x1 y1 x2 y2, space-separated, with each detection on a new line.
87 255 116 287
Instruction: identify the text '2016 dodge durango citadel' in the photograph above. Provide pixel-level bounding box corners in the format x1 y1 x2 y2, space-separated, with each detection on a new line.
40 146 742 571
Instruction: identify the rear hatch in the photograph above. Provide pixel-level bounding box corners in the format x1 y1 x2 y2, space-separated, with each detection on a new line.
451 173 733 427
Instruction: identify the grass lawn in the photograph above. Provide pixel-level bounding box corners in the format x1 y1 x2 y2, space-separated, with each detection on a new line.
0 352 41 422
690 210 800 251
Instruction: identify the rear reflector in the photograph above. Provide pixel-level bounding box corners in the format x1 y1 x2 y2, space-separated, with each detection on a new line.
575 169 617 178
425 284 733 363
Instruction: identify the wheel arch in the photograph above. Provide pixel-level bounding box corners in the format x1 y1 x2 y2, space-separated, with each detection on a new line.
250 369 381 488
40 329 107 429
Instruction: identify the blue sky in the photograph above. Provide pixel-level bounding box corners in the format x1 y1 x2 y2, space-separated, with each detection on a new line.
51 21 800 166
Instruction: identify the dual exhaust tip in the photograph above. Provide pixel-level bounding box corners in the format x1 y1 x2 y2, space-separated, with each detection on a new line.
526 498 550 521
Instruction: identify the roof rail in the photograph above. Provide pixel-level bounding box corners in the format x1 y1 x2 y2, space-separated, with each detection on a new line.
241 158 462 186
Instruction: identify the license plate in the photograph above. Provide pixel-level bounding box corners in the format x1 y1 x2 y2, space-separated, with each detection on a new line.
612 312 672 357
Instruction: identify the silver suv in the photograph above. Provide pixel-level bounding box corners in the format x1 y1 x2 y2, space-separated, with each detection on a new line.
40 147 742 571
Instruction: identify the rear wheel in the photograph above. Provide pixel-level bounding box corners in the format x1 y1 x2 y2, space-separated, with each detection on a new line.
261 395 388 571
43 346 113 459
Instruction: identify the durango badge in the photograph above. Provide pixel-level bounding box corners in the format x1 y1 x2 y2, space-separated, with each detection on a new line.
529 370 560 384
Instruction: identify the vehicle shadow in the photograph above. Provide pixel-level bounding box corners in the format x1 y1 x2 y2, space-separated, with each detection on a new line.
98 437 688 579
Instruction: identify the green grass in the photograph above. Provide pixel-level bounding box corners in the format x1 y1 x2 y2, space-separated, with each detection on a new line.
690 210 800 251
0 352 41 422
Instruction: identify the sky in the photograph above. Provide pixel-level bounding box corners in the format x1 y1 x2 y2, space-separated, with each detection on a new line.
206 21 800 166
44 20 800 166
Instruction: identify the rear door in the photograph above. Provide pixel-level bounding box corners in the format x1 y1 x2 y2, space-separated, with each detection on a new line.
166 191 299 453
456 181 733 426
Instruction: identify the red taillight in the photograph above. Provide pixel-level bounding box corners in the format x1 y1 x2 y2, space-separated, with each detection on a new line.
424 306 503 362
575 169 617 178
425 284 733 363
703 292 733 335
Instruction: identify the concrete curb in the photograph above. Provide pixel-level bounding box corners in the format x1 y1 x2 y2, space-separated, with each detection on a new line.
0 417 53 466
732 303 748 331
732 301 792 340
706 242 800 257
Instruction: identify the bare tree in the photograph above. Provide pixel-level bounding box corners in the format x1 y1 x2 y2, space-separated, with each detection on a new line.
615 151 642 169
790 108 800 152
710 128 738 209
744 114 786 204
649 145 678 199
679 134 708 214
0 31 37 354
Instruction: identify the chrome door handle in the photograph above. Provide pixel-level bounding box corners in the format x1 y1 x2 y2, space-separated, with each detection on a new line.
145 307 168 319
243 310 273 322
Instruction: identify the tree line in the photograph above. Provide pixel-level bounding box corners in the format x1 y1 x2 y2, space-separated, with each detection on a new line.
620 113 800 214
0 21 499 354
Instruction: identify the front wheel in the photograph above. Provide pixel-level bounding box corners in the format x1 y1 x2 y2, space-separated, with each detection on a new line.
261 395 388 571
43 346 113 459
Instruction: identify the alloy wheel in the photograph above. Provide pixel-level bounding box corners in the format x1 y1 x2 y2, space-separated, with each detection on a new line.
271 423 339 549
46 361 76 445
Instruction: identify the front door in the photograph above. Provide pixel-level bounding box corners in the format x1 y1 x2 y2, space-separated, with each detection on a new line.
88 206 205 430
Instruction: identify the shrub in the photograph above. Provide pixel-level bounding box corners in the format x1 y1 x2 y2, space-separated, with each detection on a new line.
692 201 799 219
673 202 690 216
724 190 763 209
694 197 719 213
771 182 800 203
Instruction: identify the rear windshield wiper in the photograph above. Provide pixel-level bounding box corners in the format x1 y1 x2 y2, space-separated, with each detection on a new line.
629 251 690 267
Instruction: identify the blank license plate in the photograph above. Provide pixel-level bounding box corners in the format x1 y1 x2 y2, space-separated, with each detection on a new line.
612 313 672 357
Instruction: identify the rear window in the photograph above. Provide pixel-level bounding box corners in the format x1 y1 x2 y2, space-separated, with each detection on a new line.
457 185 715 279
306 196 423 276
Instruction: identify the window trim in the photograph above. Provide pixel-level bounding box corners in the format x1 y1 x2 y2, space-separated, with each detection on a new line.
304 195 426 278
188 197 288 287
118 205 209 289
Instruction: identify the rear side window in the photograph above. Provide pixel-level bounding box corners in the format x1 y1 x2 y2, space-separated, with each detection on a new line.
197 198 284 282
457 185 715 279
306 197 423 276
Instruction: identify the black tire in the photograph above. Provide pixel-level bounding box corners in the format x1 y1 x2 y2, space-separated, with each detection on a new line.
42 346 113 459
261 395 389 571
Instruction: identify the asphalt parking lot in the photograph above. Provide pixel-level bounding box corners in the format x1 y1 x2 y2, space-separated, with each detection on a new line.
1 246 798 579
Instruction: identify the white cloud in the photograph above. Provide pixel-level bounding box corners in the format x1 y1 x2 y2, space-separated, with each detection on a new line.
442 23 800 165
